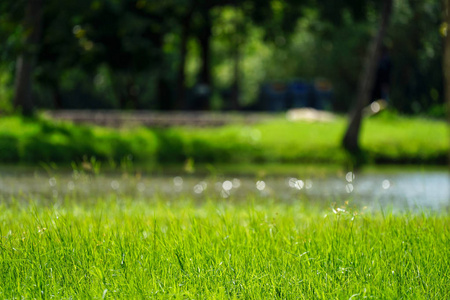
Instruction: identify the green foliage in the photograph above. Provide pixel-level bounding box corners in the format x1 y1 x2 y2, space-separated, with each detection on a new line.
0 116 157 164
0 134 20 162
388 0 444 114
0 115 447 165
154 129 187 163
0 67 14 113
361 112 449 164
1 0 444 114
0 196 448 298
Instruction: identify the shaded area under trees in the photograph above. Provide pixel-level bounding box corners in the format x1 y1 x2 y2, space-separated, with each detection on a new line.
0 0 446 119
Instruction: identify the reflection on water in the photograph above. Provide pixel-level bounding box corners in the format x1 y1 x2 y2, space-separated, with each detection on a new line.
0 168 448 212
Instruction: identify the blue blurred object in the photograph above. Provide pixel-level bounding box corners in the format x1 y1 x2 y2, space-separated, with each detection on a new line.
312 78 333 110
287 80 312 108
260 82 287 111
257 79 333 111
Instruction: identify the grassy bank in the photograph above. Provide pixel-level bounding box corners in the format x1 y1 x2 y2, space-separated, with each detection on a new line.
0 113 447 166
0 197 448 298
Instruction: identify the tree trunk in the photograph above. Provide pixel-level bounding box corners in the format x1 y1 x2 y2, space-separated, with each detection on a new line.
444 0 450 118
444 0 450 166
127 77 139 109
230 46 240 110
52 84 63 109
112 73 138 109
111 74 127 109
119 94 127 109
198 9 212 110
14 0 43 116
157 76 171 110
175 9 194 110
342 0 393 154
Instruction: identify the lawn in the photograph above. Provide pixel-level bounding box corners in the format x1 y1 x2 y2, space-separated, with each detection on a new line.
0 195 448 299
0 112 448 166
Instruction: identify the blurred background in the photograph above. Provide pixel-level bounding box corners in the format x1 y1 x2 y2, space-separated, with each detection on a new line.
0 0 447 117
0 0 448 216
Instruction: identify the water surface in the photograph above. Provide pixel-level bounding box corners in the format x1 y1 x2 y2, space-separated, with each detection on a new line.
0 166 448 212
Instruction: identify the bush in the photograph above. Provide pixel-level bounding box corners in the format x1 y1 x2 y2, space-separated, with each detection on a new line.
0 134 20 162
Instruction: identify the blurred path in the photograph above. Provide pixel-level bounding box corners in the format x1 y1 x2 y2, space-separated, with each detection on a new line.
43 110 278 128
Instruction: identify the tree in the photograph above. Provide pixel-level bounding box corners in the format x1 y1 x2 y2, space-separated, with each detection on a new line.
228 10 246 110
181 0 235 110
175 4 196 110
13 0 43 116
174 0 306 110
82 0 168 109
444 0 450 165
222 0 308 109
445 0 450 117
386 0 443 115
342 0 393 155
36 0 89 109
197 7 213 110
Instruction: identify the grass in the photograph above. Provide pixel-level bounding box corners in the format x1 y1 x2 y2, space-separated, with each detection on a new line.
0 111 448 166
0 194 449 299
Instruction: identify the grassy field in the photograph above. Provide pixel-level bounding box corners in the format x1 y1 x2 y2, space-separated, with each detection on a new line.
0 112 448 165
0 195 449 299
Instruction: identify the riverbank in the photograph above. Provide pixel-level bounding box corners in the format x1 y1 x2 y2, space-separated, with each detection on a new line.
0 112 447 165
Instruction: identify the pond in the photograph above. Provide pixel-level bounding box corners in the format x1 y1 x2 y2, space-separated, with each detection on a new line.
0 166 448 212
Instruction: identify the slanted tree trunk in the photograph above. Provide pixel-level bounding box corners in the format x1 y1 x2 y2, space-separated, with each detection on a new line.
175 8 194 110
14 0 43 116
342 0 393 154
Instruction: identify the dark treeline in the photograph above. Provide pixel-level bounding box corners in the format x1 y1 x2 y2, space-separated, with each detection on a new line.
0 0 446 117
